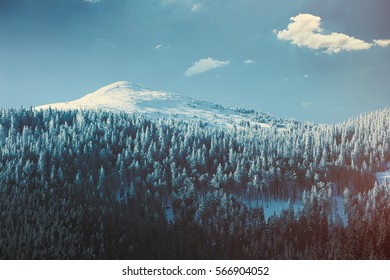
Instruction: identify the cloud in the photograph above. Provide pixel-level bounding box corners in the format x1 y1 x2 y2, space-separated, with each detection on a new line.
301 102 312 108
304 74 309 78
373 39 390 48
185 57 229 77
84 0 100 3
162 0 203 13
243 59 255 64
155 44 163 49
191 3 202 13
276 14 374 54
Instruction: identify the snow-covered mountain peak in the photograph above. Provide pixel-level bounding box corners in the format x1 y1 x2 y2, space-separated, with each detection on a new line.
35 81 275 129
90 81 132 97
94 80 129 92
81 81 171 101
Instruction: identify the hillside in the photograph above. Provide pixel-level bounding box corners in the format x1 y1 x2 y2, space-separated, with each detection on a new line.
0 105 389 259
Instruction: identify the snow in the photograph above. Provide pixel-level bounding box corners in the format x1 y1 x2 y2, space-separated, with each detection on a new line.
242 198 303 219
376 162 390 186
164 206 175 225
35 81 272 130
333 195 347 226
261 199 302 219
376 171 390 185
243 195 347 224
163 195 175 225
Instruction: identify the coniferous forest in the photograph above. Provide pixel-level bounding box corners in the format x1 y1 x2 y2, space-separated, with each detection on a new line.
0 107 389 259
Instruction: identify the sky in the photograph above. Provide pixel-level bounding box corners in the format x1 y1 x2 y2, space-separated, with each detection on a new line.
0 0 389 123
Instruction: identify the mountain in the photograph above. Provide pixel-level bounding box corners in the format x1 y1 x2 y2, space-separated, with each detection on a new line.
35 81 275 129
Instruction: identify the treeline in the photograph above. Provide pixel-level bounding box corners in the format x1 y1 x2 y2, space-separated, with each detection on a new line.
0 107 389 259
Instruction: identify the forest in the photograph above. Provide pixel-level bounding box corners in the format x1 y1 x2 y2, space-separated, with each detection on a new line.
0 107 389 259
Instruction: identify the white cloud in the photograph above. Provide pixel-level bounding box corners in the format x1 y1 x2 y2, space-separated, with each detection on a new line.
185 57 229 77
191 3 202 13
373 39 390 48
276 14 373 54
155 44 163 49
84 0 100 3
243 59 255 64
162 0 203 13
301 102 312 108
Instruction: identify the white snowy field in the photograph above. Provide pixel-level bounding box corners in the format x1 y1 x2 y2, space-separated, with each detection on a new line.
241 196 347 224
241 198 302 219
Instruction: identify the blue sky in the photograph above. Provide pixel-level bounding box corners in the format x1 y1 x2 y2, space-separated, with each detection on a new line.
0 0 389 123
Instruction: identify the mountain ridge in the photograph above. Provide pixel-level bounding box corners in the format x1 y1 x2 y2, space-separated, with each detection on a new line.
35 81 275 129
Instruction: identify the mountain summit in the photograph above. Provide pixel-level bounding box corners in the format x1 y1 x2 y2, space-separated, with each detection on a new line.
36 81 173 113
35 81 273 129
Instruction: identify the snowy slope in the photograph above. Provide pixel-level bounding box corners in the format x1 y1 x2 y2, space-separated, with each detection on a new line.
376 162 390 186
35 81 272 129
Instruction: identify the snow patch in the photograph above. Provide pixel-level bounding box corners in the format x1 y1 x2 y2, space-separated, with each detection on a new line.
242 198 302 219
376 162 390 186
164 206 175 225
